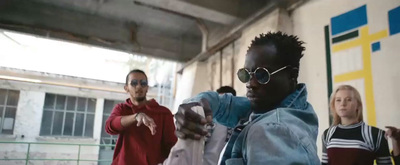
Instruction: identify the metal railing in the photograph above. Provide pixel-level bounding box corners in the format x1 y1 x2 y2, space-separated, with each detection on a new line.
0 141 114 165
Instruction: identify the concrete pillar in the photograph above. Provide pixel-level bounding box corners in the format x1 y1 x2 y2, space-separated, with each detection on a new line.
14 90 46 142
173 61 210 113
93 98 104 142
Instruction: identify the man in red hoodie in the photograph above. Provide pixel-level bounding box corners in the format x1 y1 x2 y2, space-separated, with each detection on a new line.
105 69 177 165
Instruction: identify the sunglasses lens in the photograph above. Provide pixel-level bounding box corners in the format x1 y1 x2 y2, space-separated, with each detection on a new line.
130 80 138 86
255 68 270 84
237 68 250 83
140 80 148 86
131 79 148 87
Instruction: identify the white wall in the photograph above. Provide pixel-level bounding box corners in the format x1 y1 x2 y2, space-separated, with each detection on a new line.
173 62 197 113
292 0 400 157
173 61 211 113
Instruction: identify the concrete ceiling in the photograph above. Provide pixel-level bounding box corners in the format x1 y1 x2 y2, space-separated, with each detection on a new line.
0 0 301 62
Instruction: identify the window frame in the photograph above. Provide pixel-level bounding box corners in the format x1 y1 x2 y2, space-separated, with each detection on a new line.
0 88 20 135
100 99 122 150
40 93 96 138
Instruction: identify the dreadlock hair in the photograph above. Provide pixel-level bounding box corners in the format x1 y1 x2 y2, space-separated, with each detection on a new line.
216 86 236 96
247 31 305 79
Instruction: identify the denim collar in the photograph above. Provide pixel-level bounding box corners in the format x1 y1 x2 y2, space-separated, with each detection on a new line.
249 83 308 121
278 83 308 110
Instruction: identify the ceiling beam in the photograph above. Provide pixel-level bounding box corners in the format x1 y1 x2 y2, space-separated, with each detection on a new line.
0 0 201 62
133 0 238 25
177 1 278 73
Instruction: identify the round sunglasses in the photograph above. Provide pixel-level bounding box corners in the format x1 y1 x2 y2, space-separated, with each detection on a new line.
130 79 148 87
237 65 290 84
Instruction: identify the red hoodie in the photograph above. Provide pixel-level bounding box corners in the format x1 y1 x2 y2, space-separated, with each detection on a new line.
105 99 177 165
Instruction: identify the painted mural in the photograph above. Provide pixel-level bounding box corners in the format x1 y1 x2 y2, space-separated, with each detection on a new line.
324 5 400 126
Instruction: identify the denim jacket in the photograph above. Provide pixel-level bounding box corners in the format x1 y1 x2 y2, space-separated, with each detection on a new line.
188 84 320 165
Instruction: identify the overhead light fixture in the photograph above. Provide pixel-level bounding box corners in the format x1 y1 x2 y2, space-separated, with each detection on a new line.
0 75 42 83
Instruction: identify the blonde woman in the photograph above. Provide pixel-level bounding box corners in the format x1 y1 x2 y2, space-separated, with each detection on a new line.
321 85 392 165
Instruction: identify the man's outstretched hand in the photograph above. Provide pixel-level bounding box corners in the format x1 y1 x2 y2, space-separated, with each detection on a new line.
386 126 400 141
386 126 400 157
175 99 213 140
136 112 157 135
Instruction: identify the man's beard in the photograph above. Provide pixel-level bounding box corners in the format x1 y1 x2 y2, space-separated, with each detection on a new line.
135 96 146 102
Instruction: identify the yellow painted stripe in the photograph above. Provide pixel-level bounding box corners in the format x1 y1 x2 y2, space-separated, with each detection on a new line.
359 26 377 126
368 29 388 41
334 70 364 83
364 75 377 126
332 38 362 52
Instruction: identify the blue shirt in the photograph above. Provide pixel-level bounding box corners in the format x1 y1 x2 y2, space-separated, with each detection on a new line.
186 84 320 165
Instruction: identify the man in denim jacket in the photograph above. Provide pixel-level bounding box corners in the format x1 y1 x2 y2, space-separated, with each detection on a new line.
175 32 320 165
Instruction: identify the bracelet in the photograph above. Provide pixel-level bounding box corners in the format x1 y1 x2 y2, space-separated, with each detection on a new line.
134 112 142 121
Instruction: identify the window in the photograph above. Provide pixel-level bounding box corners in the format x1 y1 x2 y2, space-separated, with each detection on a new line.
100 99 123 149
0 89 19 135
40 93 96 137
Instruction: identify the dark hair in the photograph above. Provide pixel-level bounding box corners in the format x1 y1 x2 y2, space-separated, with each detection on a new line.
125 69 147 85
247 31 305 79
216 86 236 96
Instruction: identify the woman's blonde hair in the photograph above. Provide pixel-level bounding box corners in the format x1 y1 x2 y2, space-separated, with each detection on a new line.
330 85 363 125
